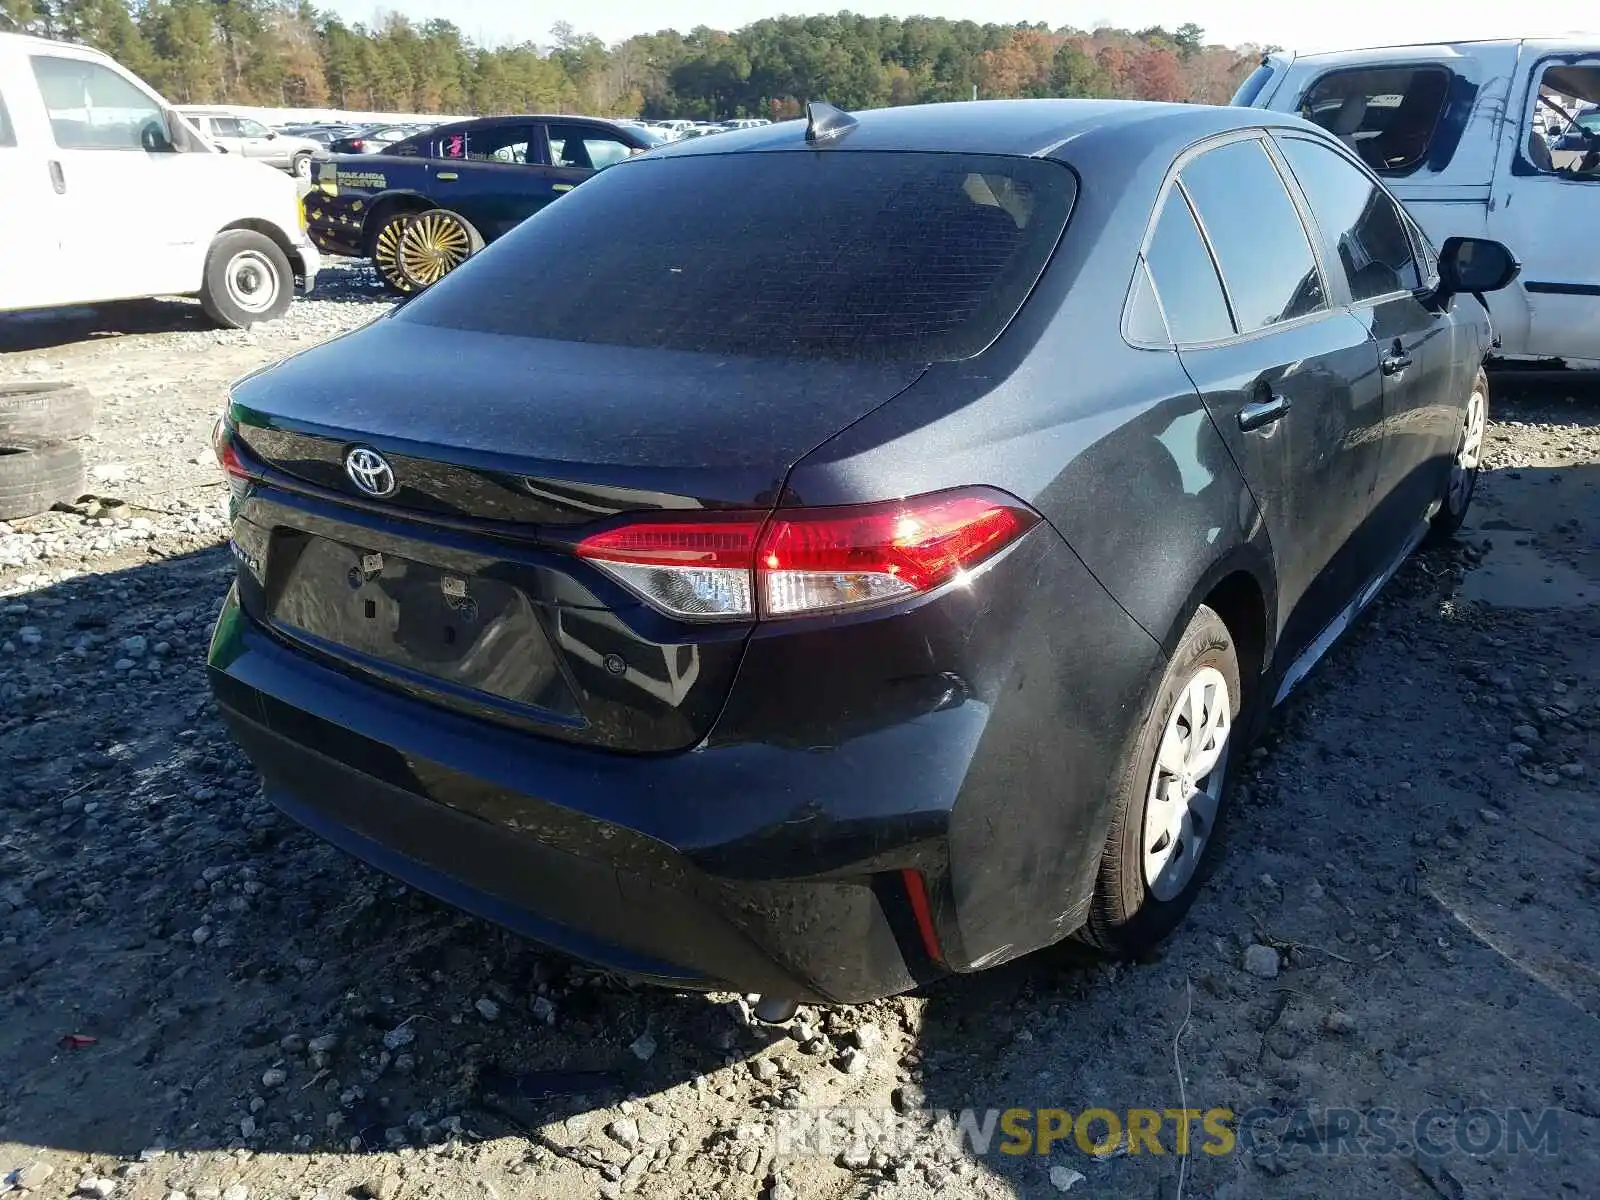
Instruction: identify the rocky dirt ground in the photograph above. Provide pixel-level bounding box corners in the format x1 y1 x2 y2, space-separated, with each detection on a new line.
3 268 1600 1200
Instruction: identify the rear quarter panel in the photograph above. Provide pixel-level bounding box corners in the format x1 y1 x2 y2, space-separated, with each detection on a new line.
779 131 1276 964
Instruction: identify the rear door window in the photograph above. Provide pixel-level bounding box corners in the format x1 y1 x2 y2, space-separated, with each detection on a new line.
398 151 1076 362
1142 187 1234 344
456 125 536 164
1179 137 1327 334
1276 136 1421 301
1298 66 1451 174
545 123 636 170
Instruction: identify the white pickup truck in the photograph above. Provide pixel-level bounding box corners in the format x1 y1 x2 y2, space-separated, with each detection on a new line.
0 32 319 327
1234 37 1600 369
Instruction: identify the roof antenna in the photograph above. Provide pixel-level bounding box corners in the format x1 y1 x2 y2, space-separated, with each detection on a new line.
805 100 858 144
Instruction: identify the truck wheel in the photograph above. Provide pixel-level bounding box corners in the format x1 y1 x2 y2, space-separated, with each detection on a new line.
199 231 293 328
291 152 313 180
396 209 484 291
0 442 86 522
371 210 418 295
0 381 95 442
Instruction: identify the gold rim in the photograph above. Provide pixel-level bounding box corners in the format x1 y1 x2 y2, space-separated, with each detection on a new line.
397 211 474 288
373 214 414 293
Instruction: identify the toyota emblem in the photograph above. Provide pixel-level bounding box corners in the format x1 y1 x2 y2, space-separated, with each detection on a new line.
344 446 396 498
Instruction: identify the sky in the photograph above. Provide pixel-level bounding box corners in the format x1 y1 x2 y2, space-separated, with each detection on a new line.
324 0 1599 53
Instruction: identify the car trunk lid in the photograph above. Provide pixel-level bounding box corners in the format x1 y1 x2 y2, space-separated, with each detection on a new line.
223 317 926 752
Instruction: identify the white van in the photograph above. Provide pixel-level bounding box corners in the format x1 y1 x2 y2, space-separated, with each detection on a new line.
0 32 319 327
1234 38 1600 368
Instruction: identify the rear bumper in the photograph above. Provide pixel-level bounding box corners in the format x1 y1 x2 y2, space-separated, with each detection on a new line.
210 595 953 1002
208 522 1162 1002
290 239 321 294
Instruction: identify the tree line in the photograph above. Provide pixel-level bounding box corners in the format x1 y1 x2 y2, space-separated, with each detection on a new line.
0 1 1268 118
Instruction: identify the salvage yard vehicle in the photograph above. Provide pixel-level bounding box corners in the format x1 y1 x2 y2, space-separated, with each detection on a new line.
210 99 1516 1006
1234 37 1600 369
306 114 657 293
174 106 324 178
0 32 319 327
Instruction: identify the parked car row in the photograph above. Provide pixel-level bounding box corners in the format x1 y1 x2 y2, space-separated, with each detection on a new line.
618 117 772 141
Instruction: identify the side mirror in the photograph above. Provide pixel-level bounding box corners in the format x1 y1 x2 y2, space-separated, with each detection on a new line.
1437 236 1520 297
267 130 278 140
141 117 174 153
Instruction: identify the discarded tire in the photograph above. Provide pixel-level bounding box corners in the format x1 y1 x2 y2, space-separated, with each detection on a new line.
0 381 95 442
0 442 87 521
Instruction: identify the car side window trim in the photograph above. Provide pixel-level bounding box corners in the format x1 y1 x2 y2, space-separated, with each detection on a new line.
1257 134 1344 307
1130 129 1341 351
1271 131 1426 309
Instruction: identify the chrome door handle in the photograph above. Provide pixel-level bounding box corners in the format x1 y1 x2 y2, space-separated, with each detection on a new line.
1381 353 1413 375
1238 393 1290 432
552 183 575 193
436 172 458 181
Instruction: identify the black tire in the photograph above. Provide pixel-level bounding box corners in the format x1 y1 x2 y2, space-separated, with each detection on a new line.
0 442 86 522
1428 367 1488 544
395 208 484 291
1078 604 1241 957
199 231 294 329
290 152 312 180
369 209 418 295
0 381 95 442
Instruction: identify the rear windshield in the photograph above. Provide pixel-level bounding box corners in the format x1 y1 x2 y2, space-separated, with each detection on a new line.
1231 61 1278 107
398 150 1076 362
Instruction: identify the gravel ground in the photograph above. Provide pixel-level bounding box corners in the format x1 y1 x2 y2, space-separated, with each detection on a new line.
3 270 1600 1200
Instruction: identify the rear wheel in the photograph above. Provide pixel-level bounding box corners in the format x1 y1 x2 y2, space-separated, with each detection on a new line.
198 230 293 328
1079 604 1239 957
396 208 484 291
370 209 419 295
1428 367 1488 543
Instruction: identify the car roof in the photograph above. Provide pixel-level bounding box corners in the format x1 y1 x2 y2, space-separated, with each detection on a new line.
1285 35 1597 63
641 99 1326 163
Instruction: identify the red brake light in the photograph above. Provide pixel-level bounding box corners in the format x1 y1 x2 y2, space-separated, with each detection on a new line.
760 492 1034 615
574 488 1036 621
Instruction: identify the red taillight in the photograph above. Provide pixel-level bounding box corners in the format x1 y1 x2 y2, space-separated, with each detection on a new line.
760 492 1033 616
350 139 366 152
575 488 1036 621
212 420 253 481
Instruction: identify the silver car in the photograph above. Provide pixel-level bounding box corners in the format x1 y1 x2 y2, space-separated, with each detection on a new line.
176 108 322 178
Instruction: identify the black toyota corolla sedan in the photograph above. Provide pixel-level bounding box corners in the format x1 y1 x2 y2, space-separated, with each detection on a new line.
209 99 1517 1007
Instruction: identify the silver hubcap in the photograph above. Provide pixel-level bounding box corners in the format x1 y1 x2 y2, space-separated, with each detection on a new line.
1143 666 1231 901
294 156 311 177
1448 387 1486 513
224 250 279 314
